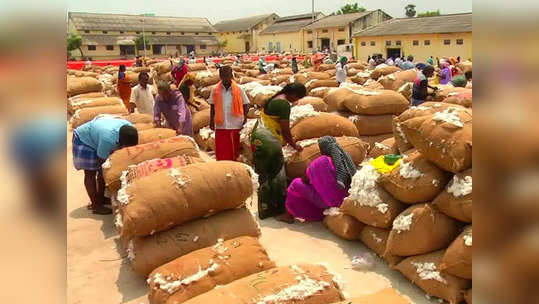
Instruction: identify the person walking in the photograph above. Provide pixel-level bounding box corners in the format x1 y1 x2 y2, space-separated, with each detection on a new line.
153 81 193 136
291 57 298 74
427 56 434 66
335 56 348 85
117 64 132 110
129 72 154 114
438 62 453 85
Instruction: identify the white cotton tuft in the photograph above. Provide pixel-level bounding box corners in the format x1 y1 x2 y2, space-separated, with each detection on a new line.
289 104 319 127
433 107 464 128
399 161 424 179
411 262 447 284
393 213 413 233
448 175 472 197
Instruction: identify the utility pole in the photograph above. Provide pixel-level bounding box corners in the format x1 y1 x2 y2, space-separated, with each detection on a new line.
141 18 147 57
312 0 315 53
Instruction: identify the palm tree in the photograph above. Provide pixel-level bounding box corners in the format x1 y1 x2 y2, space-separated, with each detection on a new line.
405 4 416 18
217 39 228 56
67 33 84 58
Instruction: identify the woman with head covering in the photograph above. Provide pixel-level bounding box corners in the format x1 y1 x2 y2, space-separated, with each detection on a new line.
178 73 201 113
438 62 453 85
117 64 132 109
153 81 193 136
278 136 357 223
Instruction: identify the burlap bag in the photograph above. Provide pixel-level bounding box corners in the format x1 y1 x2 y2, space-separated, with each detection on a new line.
430 85 469 102
358 226 403 267
398 82 413 101
120 161 254 237
359 134 393 152
433 168 472 223
347 68 358 77
350 73 370 85
131 66 150 73
197 85 216 100
395 250 471 304
154 61 172 74
368 137 398 159
128 208 261 276
194 131 215 152
240 63 255 70
186 63 206 71
291 113 359 141
400 106 472 173
123 112 154 124
442 90 472 108
148 236 275 304
365 81 385 90
323 87 350 112
271 75 291 85
326 69 337 77
257 74 273 81
245 69 261 77
333 288 409 304
138 128 177 144
323 212 365 241
386 204 462 256
133 123 153 131
238 76 260 84
440 226 472 279
343 89 409 115
289 73 308 85
392 117 413 153
67 76 103 97
123 155 204 187
70 106 127 129
285 137 368 179
306 72 331 80
68 92 105 101
296 97 327 112
103 136 199 192
464 288 472 304
369 66 401 80
378 150 451 203
68 97 123 114
181 264 345 304
194 97 210 111
194 71 219 88
192 108 210 132
318 64 335 71
309 87 335 98
378 69 418 91
306 79 339 92
347 63 366 70
349 114 393 136
456 61 472 74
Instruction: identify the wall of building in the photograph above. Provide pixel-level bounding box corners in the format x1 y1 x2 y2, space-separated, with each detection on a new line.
251 15 278 52
351 10 392 34
217 31 251 53
80 44 121 59
258 31 303 54
354 32 472 63
303 26 350 53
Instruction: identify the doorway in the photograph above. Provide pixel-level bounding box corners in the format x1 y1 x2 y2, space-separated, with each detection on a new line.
321 38 330 51
386 48 401 59
185 45 195 54
245 41 250 53
120 45 135 56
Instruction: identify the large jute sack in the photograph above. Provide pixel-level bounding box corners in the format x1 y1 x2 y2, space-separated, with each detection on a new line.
240 63 255 70
148 236 275 304
134 123 154 131
325 69 337 77
400 106 472 173
271 74 291 85
456 61 472 74
433 168 472 223
464 288 472 304
310 87 336 98
378 150 451 204
305 71 331 80
398 82 413 101
442 90 472 108
349 114 394 136
395 250 471 304
154 61 172 74
119 161 255 237
350 71 371 85
318 64 335 71
194 127 215 151
347 62 366 70
378 69 417 91
238 76 260 84
430 85 469 102
194 97 210 111
343 88 409 115
194 71 220 88
68 92 105 101
358 226 403 267
131 66 151 73
386 204 462 256
245 69 261 77
271 68 293 75
127 208 261 276
68 97 123 113
291 113 359 141
122 155 204 187
103 136 199 192
197 85 216 99
323 209 365 241
70 106 127 129
67 77 103 97
285 137 368 179
370 66 401 80
323 87 350 112
192 108 210 132
123 112 154 124
440 226 472 279
306 79 339 92
249 85 282 106
368 137 398 159
359 134 393 152
138 128 177 144
296 96 327 112
332 288 409 304
257 73 274 81
289 73 308 85
187 63 207 71
181 264 345 304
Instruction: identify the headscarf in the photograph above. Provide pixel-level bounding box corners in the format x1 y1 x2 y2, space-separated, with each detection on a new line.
318 136 356 189
339 56 348 65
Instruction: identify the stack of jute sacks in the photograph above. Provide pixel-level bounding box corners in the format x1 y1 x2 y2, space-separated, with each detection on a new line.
322 102 472 304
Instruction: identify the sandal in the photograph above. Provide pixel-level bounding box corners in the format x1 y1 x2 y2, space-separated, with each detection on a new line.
92 205 112 215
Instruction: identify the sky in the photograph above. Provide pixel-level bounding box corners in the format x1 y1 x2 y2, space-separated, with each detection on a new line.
67 0 472 22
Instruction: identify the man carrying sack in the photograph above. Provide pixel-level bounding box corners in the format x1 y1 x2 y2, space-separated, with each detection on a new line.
209 65 250 161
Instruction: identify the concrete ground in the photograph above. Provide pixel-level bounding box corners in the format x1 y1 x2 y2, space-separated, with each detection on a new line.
66 130 439 304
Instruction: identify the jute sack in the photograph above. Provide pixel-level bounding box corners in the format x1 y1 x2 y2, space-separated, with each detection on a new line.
181 264 345 304
343 88 409 115
347 68 358 77
456 61 472 74
194 71 220 88
430 85 469 102
192 108 210 132
68 92 105 101
67 77 103 97
70 106 127 129
368 137 399 159
326 69 337 77
349 114 394 136
120 161 255 237
309 87 336 98
240 63 255 70
134 123 154 131
245 69 261 77
464 288 472 304
197 84 216 100
103 136 199 192
347 63 366 70
138 128 177 144
285 137 368 179
350 71 371 85
442 90 472 108
186 63 207 71
68 97 123 114
378 150 451 204
400 106 472 173
271 75 291 85
306 79 339 92
291 113 359 141
123 155 204 187
359 134 393 152
395 250 471 304
257 73 273 81
332 288 409 304
378 69 417 91
123 113 154 124
323 210 365 241
392 116 413 153
238 76 260 84
318 64 335 71
323 87 351 112
342 180 405 229
131 66 151 73
250 86 282 106
440 226 472 279
154 61 172 74
358 226 403 267
369 66 401 80
433 169 472 223
194 97 210 111
128 208 261 276
289 73 308 85
148 236 276 304
193 128 215 152
398 82 413 101
306 71 331 80
296 96 327 112
385 203 462 256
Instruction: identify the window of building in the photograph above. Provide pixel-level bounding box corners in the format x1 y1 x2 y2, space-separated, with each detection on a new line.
200 44 207 49
106 45 114 51
152 31 156 35
166 32 171 35
308 40 313 48
424 40 430 45
444 39 451 45
457 39 464 45
413 40 419 46
136 31 140 34
338 27 345 32
181 32 185 35
322 29 328 33
195 32 199 35
84 30 89 33
119 31 124 34
386 40 391 46
307 30 312 34
337 39 345 45
361 41 366 46
396 40 401 46
370 41 375 46
102 31 108 34
87 45 96 51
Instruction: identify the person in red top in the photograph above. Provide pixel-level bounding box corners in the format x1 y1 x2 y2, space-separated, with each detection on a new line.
170 59 188 87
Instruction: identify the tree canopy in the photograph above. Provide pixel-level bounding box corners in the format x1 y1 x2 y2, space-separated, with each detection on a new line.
405 4 416 18
67 33 83 57
134 34 150 50
335 3 367 15
417 10 441 17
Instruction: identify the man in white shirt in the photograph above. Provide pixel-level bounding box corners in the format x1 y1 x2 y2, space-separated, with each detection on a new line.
208 66 250 161
335 56 348 84
129 72 155 114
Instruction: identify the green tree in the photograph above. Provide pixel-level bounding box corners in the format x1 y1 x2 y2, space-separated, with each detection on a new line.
417 10 441 17
405 4 416 18
335 3 367 15
134 34 150 54
217 39 228 56
67 33 84 58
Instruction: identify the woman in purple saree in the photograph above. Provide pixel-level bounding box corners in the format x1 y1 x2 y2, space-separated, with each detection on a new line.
279 136 357 223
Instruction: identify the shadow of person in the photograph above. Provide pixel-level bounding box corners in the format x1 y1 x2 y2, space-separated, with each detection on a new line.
113 238 148 303
68 205 117 239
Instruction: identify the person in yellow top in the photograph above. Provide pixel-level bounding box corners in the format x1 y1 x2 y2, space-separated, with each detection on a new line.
178 73 202 113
